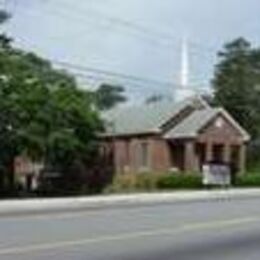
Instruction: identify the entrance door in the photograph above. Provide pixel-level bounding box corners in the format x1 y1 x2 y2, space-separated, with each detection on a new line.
212 144 224 163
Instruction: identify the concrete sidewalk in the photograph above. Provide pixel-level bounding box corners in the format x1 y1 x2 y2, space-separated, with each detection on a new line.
1 189 260 216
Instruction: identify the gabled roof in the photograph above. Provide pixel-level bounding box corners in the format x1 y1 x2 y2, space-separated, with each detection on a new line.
164 108 218 139
164 107 250 141
215 108 250 141
102 96 208 136
101 95 250 141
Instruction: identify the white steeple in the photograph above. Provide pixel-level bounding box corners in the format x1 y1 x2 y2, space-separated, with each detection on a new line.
175 35 194 101
180 35 189 87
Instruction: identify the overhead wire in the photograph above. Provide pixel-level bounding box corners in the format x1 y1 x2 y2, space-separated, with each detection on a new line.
10 0 217 82
13 35 211 95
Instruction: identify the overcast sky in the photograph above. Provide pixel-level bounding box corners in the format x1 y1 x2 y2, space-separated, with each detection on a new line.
4 0 260 101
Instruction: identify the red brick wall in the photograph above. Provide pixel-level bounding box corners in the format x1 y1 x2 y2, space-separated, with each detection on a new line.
198 115 243 144
104 136 171 174
150 138 171 172
113 139 129 174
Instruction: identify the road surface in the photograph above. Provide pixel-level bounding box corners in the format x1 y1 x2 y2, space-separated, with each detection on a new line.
1 197 260 259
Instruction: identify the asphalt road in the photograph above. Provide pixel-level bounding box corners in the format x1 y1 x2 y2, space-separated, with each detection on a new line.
1 197 260 259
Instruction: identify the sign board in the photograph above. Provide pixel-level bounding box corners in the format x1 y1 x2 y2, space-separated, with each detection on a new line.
202 164 231 186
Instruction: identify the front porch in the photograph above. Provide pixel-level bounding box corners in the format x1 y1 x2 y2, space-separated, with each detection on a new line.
169 140 246 174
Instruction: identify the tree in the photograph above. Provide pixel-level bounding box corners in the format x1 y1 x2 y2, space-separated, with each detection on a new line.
0 10 10 24
0 39 102 194
94 83 127 110
213 38 260 138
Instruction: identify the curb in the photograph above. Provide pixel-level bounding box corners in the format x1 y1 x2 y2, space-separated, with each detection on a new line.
0 189 260 217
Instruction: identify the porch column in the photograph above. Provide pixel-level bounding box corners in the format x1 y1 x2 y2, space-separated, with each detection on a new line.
223 144 231 163
239 143 246 174
184 141 197 172
205 142 213 162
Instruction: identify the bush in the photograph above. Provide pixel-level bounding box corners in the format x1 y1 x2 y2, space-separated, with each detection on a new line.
104 172 203 193
135 172 159 190
157 173 202 190
235 174 260 187
104 172 160 193
247 140 260 171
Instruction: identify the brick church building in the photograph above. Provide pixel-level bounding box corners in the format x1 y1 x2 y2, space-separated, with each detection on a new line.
100 96 250 175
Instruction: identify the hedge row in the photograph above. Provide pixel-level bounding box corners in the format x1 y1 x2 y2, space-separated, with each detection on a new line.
104 172 202 193
235 174 260 187
157 173 203 189
105 172 260 193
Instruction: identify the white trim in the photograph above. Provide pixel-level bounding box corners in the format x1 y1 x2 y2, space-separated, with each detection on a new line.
164 107 251 141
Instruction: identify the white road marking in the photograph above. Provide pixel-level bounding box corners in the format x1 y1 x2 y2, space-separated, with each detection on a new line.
0 217 258 256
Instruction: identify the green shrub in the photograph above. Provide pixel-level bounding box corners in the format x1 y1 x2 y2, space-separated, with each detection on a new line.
135 172 159 191
104 172 162 193
105 172 203 193
157 173 202 190
247 140 260 171
235 174 260 187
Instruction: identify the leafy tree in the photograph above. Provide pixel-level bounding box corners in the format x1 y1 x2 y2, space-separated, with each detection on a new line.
94 83 126 110
0 10 10 24
213 38 260 138
0 38 102 194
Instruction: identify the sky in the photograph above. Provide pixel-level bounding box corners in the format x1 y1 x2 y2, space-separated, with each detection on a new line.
3 0 260 102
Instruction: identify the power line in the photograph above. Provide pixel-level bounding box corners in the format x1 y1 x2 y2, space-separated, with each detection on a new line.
51 0 217 55
13 37 168 93
14 35 211 93
54 60 172 87
52 60 211 93
14 36 173 88
18 27 211 85
70 72 175 95
17 1 216 60
14 36 175 93
16 4 175 50
10 0 216 86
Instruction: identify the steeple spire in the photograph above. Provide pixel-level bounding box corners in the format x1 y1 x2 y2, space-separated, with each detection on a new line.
181 35 189 87
175 35 194 101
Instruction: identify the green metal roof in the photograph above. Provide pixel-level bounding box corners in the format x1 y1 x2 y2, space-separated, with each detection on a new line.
101 95 250 141
102 96 207 136
164 108 218 139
